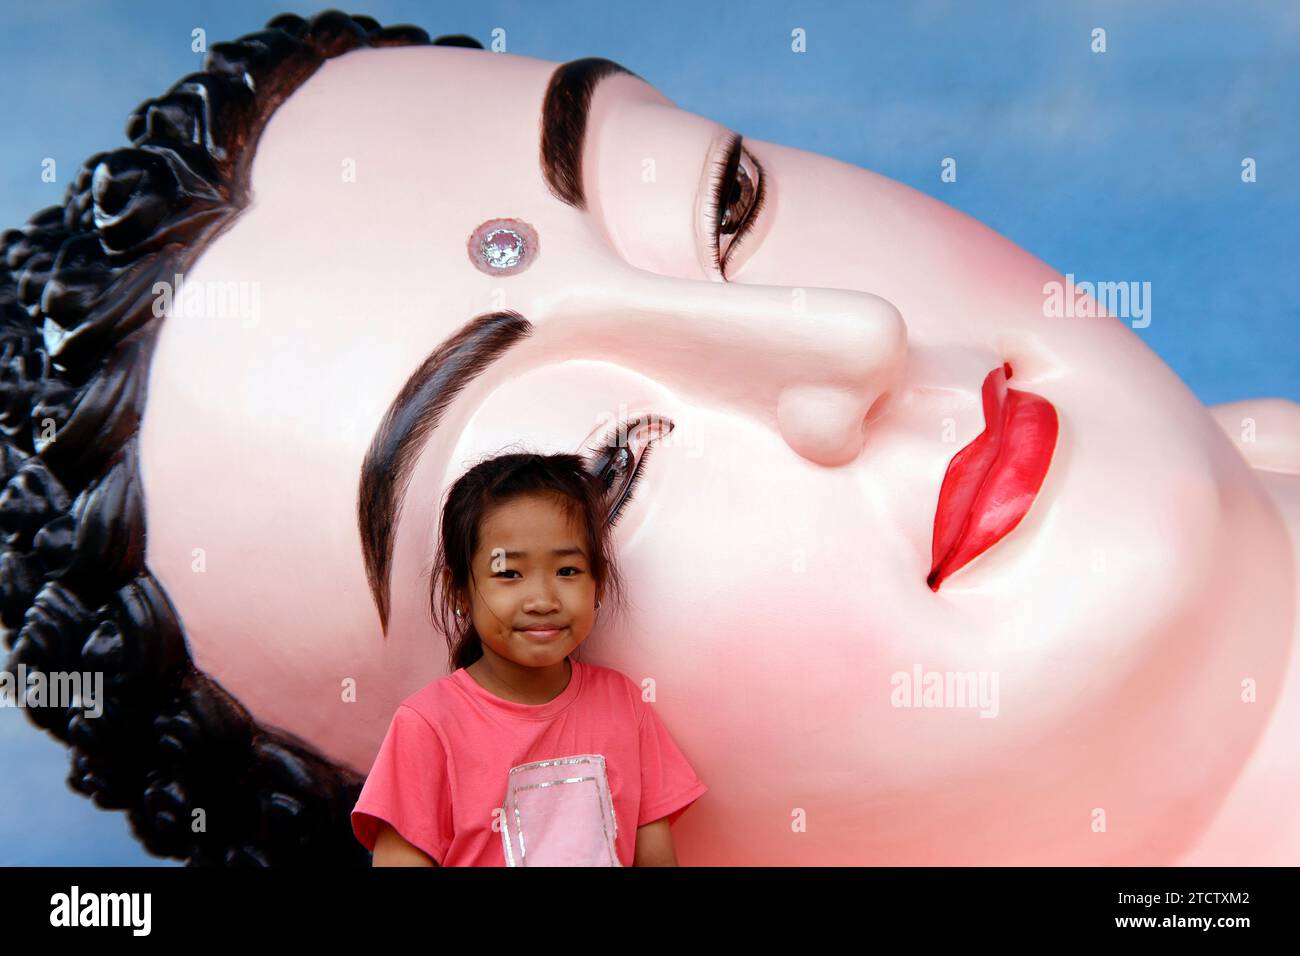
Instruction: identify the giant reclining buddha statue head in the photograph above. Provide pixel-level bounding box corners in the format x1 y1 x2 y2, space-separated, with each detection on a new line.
2 9 1297 865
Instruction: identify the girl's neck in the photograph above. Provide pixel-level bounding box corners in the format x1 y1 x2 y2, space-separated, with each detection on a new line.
467 653 572 705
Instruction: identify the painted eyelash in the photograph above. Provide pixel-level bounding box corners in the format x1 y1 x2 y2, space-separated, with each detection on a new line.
704 133 766 278
704 134 741 274
608 440 651 528
587 415 661 528
595 420 651 526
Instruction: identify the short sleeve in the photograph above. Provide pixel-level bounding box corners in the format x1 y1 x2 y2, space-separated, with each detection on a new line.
636 701 708 828
351 704 453 864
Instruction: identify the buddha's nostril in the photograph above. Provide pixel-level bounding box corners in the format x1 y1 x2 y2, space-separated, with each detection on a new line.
864 390 893 425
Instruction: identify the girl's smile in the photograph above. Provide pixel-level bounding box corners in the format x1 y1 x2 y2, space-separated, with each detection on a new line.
517 625 568 642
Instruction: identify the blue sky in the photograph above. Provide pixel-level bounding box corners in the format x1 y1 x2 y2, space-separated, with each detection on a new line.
1 0 1296 864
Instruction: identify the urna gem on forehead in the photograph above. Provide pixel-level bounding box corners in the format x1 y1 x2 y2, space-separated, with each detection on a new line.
468 218 540 276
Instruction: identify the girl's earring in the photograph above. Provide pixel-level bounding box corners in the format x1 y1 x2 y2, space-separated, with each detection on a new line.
595 601 602 610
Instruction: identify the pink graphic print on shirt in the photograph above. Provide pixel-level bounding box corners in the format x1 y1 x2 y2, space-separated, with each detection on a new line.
499 754 621 866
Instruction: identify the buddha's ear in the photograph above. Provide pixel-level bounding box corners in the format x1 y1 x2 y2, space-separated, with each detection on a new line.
1208 399 1300 476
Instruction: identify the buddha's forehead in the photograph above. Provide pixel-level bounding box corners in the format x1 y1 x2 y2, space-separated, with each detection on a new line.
249 46 576 216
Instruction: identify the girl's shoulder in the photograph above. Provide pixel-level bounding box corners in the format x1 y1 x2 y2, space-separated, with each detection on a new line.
393 670 466 727
574 660 648 719
576 659 637 689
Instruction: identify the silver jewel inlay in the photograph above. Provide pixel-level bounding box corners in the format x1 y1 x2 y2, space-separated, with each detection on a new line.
480 227 525 269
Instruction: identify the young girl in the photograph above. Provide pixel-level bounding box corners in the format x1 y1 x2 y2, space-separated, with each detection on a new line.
350 452 707 866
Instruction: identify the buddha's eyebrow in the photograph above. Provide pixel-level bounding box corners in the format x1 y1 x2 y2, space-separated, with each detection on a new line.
358 311 533 635
540 57 639 209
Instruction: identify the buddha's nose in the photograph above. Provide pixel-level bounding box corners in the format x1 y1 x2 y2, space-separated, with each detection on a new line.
542 275 908 467
765 287 908 466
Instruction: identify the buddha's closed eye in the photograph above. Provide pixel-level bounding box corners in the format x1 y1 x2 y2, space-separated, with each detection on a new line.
585 414 675 527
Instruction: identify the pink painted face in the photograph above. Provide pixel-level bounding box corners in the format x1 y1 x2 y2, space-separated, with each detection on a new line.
137 46 1296 864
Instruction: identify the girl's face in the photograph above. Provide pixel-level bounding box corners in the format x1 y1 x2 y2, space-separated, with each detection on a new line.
462 494 601 672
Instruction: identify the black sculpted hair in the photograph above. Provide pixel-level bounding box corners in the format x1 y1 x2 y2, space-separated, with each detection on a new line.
0 10 484 866
430 453 629 673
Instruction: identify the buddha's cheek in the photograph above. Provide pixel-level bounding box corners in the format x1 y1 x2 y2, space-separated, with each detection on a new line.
597 455 1269 864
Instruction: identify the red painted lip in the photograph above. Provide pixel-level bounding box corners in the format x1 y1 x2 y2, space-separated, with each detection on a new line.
927 363 1059 591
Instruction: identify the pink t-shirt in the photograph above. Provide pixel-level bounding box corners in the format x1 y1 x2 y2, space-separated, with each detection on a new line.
351 658 708 866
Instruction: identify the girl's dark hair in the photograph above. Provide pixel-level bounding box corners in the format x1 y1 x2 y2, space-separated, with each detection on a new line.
0 10 483 865
430 452 628 672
